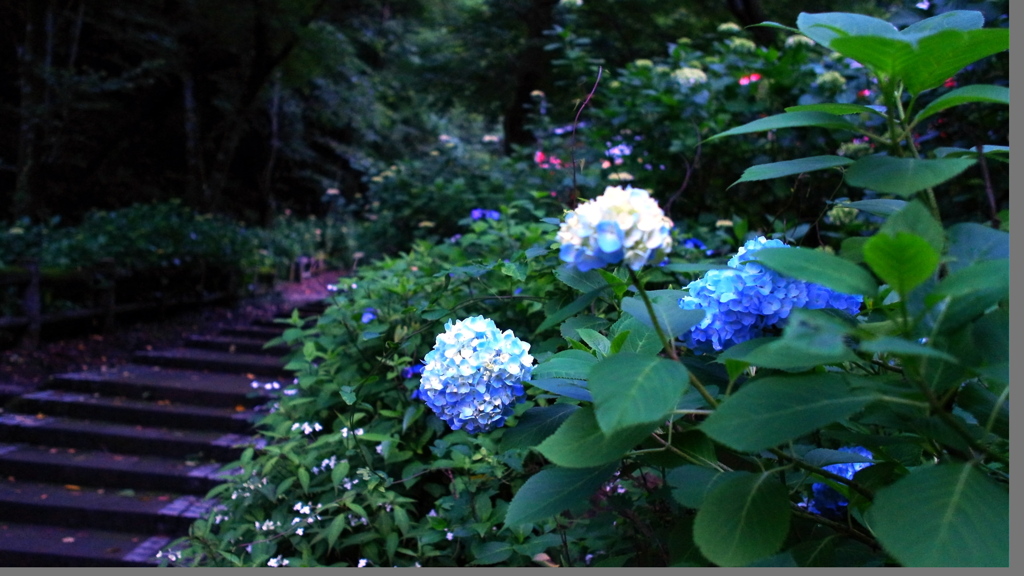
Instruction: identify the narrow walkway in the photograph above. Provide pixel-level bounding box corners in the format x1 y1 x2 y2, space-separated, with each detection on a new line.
0 299 325 566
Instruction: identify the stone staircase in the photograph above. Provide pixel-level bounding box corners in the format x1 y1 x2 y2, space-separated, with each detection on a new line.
0 303 323 566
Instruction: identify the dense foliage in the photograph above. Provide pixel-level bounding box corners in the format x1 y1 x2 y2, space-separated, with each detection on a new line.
163 7 1008 568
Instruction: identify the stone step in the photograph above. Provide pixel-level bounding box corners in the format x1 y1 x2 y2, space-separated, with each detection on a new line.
0 413 259 460
0 479 217 535
184 334 290 355
216 325 289 340
0 521 169 567
0 442 233 494
132 348 290 378
10 389 258 433
50 365 272 407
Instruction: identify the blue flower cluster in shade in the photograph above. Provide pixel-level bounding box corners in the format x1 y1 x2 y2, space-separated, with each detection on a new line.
471 208 500 221
807 446 874 517
679 237 863 352
415 316 534 434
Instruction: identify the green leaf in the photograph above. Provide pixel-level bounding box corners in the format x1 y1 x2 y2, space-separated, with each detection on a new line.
693 472 792 566
528 378 591 402
802 448 875 468
621 289 704 340
499 261 527 282
589 353 690 434
554 265 613 293
845 199 907 217
866 463 1008 566
845 155 975 197
700 374 878 452
914 85 1010 124
934 145 1009 162
470 541 516 565
797 12 901 48
897 28 1008 94
536 407 658 468
785 103 884 117
559 315 609 342
575 328 611 356
536 286 611 334
706 111 858 142
667 466 742 509
730 155 854 186
504 462 618 527
611 315 665 354
501 404 579 451
750 246 877 297
533 349 597 380
945 223 1009 274
925 259 1008 332
859 336 958 363
877 200 945 255
863 232 940 296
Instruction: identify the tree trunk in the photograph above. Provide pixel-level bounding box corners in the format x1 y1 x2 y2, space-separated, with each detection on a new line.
725 0 777 47
502 0 560 154
182 69 207 206
12 0 46 219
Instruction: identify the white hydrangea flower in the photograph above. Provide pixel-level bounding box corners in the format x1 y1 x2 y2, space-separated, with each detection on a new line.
672 67 707 88
557 185 673 272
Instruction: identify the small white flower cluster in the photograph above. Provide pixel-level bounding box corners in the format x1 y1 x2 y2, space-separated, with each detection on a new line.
230 474 268 500
312 455 341 475
156 550 179 562
251 379 282 390
348 513 369 527
290 501 323 535
268 556 289 567
340 427 364 438
292 421 323 435
358 558 369 567
341 477 360 491
256 519 281 532
557 185 674 272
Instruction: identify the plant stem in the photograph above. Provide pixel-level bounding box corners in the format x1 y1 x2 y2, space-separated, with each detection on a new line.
627 268 677 360
769 448 874 501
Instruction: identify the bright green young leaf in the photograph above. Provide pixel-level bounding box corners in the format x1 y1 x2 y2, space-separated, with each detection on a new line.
504 462 619 527
914 85 1010 124
749 246 877 297
866 463 1008 566
945 222 1009 274
845 199 907 217
845 155 976 197
589 353 690 434
705 111 858 142
700 373 878 452
877 200 945 255
621 289 704 340
896 28 1009 94
863 232 940 297
501 404 579 451
785 103 884 116
693 472 792 567
536 407 658 468
730 155 854 187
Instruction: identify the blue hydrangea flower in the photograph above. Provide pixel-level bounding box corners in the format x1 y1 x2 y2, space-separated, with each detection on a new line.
679 237 863 352
402 364 425 379
807 446 874 518
417 316 534 434
360 308 377 324
557 185 673 272
471 208 501 221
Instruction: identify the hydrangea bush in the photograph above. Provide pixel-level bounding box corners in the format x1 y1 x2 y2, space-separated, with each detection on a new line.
169 10 1007 568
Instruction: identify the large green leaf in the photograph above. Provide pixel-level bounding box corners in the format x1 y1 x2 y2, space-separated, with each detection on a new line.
877 200 945 255
589 353 690 434
536 286 610 333
895 28 1008 94
914 85 1010 124
863 232 940 297
501 404 579 451
621 289 704 340
700 374 877 452
866 463 1008 566
796 12 901 47
533 349 597 380
717 311 859 370
749 246 877 297
693 472 792 567
705 111 858 142
536 407 658 468
945 222 1009 274
925 258 1008 333
785 103 885 117
845 199 907 217
611 314 666 355
730 155 854 186
503 462 618 527
666 466 743 509
844 155 976 197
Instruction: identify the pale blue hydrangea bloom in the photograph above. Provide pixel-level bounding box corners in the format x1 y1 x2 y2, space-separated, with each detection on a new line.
557 185 673 272
416 316 534 433
679 237 863 351
808 446 874 517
